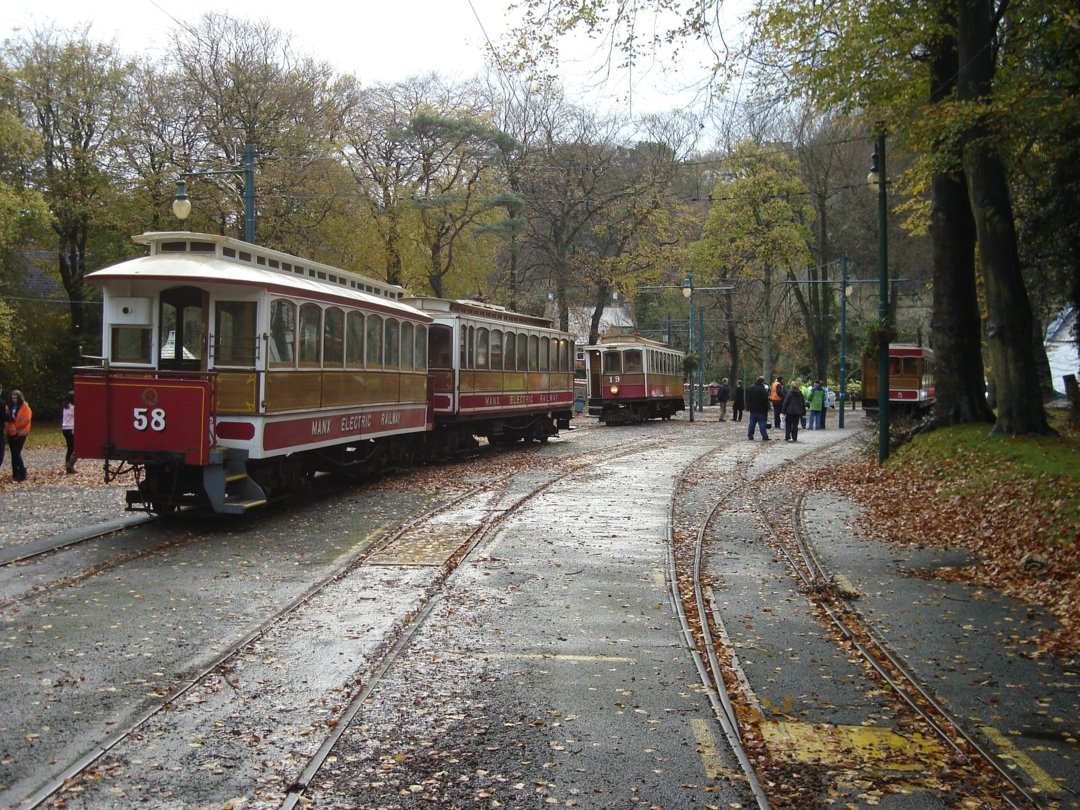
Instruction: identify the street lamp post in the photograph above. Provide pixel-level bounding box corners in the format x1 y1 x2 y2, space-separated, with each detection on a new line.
683 272 695 422
172 143 257 244
839 257 849 430
867 131 889 463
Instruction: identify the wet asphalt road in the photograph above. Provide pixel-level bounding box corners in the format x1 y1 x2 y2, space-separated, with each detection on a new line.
0 411 1076 809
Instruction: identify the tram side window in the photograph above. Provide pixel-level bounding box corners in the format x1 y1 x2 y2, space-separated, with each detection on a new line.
430 324 453 368
504 332 517 371
323 307 344 367
529 335 539 371
539 337 549 371
476 328 489 369
414 324 428 369
298 303 322 367
269 299 296 366
214 301 257 366
111 327 151 363
603 351 621 374
385 319 400 369
401 321 415 369
625 350 643 373
366 314 383 368
346 311 364 368
517 332 529 370
490 329 503 370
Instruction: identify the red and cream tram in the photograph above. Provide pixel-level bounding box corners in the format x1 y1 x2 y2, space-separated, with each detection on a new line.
861 344 936 415
73 232 575 514
405 297 574 449
582 336 685 424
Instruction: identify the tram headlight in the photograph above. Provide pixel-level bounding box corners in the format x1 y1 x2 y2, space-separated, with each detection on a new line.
609 385 619 395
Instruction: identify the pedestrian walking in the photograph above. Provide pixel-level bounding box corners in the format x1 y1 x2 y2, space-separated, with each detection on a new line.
6 389 32 482
821 384 834 429
769 376 785 428
717 378 730 422
61 390 76 473
808 380 825 430
745 376 771 441
732 380 744 422
799 380 811 429
781 379 806 442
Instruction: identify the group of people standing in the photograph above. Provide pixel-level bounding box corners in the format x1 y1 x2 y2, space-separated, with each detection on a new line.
714 375 835 443
0 388 76 482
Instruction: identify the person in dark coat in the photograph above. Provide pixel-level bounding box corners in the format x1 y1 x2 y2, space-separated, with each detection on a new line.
780 379 806 442
732 380 745 422
745 376 771 440
717 378 730 422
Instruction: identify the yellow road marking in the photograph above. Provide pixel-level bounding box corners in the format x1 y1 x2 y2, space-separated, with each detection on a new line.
980 725 1060 794
458 652 637 663
691 718 730 780
762 721 943 771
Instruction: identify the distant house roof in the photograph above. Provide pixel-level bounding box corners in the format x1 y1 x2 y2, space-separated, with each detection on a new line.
547 294 636 344
1046 306 1078 394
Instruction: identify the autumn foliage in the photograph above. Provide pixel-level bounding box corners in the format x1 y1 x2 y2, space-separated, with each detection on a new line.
825 417 1080 659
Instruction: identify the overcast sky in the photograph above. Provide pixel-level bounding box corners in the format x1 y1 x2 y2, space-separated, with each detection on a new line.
2 0 735 119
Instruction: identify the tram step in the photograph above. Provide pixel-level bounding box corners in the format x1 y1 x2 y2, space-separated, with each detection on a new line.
221 497 268 514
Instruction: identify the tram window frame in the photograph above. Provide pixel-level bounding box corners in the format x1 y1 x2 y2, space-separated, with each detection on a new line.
111 326 152 364
385 318 400 369
213 300 258 367
539 337 549 371
269 299 296 367
529 335 539 371
414 324 428 369
625 350 643 373
366 314 383 368
603 351 621 374
490 329 503 370
476 327 490 369
323 306 345 367
401 321 415 369
516 332 529 370
431 324 453 369
345 311 364 368
504 332 517 371
297 303 322 367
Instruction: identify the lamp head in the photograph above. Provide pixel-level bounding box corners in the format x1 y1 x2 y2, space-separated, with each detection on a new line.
867 148 881 193
171 178 192 221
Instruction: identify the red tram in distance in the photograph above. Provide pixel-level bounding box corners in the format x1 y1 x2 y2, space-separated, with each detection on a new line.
582 336 685 424
861 344 936 415
74 232 574 514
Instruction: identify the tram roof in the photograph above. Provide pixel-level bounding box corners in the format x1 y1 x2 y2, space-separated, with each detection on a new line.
405 295 561 331
88 232 429 320
581 335 681 352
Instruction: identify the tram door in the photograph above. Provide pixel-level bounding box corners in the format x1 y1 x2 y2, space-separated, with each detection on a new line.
159 286 208 372
587 349 603 400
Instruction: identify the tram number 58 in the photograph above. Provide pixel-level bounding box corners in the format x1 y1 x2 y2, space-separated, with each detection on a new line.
133 407 167 432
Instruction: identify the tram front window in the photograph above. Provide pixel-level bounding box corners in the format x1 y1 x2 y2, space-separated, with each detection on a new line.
160 287 207 371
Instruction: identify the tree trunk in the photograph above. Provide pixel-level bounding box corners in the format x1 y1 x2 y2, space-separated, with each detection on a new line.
926 0 994 426
957 0 1050 434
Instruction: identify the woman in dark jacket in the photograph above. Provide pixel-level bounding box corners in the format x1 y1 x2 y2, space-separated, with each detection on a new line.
780 379 806 442
732 380 745 422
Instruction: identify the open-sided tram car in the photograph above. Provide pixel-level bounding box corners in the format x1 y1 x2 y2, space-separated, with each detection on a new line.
582 336 685 424
74 232 574 514
861 344 936 415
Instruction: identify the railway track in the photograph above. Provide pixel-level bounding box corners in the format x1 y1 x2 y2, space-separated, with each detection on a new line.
21 434 671 809
669 430 1049 809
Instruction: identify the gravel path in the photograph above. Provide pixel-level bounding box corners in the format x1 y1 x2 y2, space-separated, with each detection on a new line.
0 448 131 552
